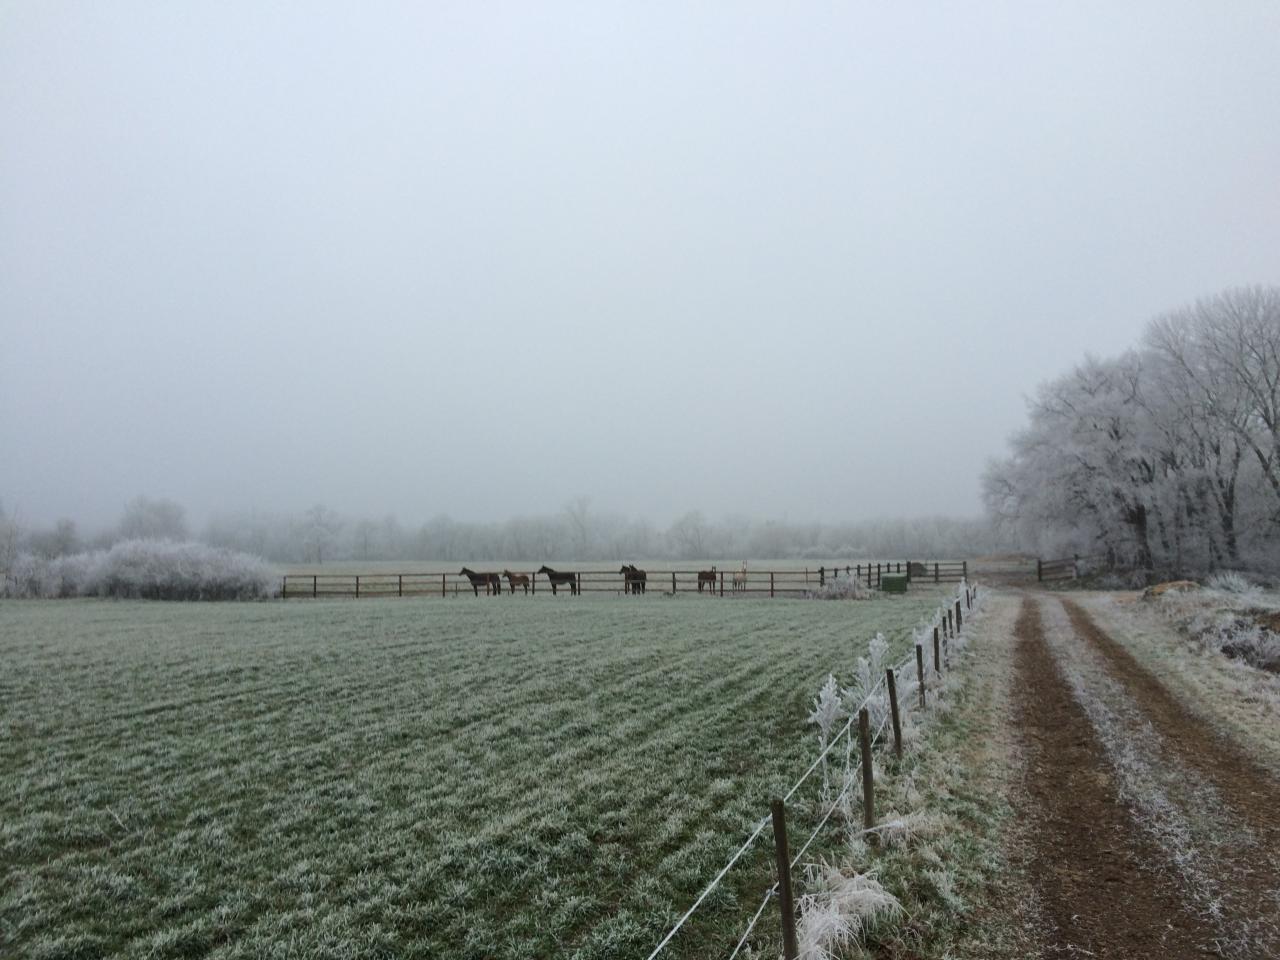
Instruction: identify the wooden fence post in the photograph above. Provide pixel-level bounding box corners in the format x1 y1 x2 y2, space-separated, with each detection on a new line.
398 574 403 598
933 626 941 675
355 575 360 599
770 572 775 598
770 799 799 960
876 563 881 587
934 561 939 584
962 560 967 581
672 571 677 593
441 573 446 598
955 599 963 633
720 571 724 597
312 575 317 599
281 576 287 598
859 707 875 832
886 669 902 760
819 566 825 587
916 645 926 707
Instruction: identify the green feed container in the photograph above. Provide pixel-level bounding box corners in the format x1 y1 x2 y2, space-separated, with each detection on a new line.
881 574 909 594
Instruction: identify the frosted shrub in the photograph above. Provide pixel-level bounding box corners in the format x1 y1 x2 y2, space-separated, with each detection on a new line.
1203 613 1280 672
1 540 277 600
808 674 844 795
811 574 872 600
843 633 890 730
1206 571 1258 597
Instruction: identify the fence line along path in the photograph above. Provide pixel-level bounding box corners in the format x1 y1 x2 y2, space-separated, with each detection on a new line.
648 581 985 959
279 561 971 599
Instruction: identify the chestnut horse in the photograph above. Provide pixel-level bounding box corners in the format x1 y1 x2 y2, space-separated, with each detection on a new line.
537 565 579 595
460 567 501 596
503 570 530 594
697 566 717 593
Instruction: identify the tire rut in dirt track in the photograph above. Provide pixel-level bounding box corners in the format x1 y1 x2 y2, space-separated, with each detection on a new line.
1059 598 1280 834
1011 596 1209 958
1059 598 1280 954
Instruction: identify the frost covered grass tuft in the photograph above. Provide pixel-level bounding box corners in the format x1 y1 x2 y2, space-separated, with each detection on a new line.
0 590 950 959
796 861 903 958
1206 570 1261 598
1153 580 1280 672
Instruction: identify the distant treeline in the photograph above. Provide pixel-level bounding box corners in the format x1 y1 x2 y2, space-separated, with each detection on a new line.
0 495 1007 566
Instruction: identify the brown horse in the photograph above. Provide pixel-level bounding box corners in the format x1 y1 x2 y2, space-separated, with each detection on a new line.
503 570 530 594
537 565 579 595
697 566 717 593
620 564 647 594
460 567 501 596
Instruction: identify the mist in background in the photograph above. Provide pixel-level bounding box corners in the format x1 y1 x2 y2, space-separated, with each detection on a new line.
4 2 1279 532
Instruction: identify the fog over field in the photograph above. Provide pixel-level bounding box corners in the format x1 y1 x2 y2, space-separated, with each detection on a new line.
3 3 1279 531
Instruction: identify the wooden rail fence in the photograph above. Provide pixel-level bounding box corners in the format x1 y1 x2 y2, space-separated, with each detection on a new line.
280 561 970 599
1037 553 1110 582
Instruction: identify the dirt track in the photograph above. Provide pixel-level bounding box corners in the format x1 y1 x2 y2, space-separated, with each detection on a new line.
1059 598 1280 955
1060 599 1280 838
1011 596 1210 957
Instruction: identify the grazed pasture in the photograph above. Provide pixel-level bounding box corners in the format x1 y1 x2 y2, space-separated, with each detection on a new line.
0 591 949 959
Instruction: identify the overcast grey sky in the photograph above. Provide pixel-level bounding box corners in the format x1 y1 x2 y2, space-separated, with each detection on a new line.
3 1 1278 529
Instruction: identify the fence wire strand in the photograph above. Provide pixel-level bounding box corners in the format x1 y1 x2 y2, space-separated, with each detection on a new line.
643 814 771 960
647 588 983 959
726 886 776 960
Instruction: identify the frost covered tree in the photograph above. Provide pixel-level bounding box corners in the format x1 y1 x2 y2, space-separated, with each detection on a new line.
27 518 80 559
0 500 22 579
302 504 342 564
985 285 1280 574
1146 285 1280 523
118 495 188 542
668 510 711 559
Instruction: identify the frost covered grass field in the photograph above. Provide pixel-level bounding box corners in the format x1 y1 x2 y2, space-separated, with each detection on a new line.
0 591 951 959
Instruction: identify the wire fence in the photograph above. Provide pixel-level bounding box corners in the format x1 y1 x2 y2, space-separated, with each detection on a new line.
644 581 986 960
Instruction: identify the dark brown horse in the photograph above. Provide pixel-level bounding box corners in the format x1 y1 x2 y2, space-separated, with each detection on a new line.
697 566 717 593
537 565 579 595
503 569 530 594
620 564 647 594
460 567 501 596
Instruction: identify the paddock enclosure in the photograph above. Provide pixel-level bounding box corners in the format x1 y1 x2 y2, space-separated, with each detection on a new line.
280 559 971 598
0 590 956 959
